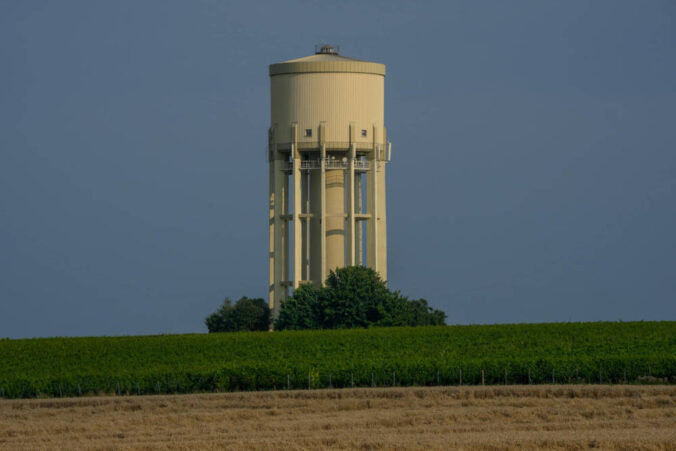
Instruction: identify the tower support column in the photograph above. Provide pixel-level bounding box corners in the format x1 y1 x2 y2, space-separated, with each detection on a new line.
366 129 379 274
271 148 289 317
301 170 309 280
347 142 356 266
377 128 388 281
291 126 302 289
355 170 363 266
320 143 327 282
268 131 276 311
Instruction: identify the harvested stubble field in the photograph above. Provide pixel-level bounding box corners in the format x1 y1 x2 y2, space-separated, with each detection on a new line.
1 385 674 450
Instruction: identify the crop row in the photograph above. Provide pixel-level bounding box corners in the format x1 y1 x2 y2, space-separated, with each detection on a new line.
1 322 674 398
2 356 673 398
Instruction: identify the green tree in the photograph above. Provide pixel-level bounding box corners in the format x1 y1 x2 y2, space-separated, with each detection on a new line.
273 283 323 330
391 298 447 326
274 266 446 330
205 297 270 332
322 266 394 328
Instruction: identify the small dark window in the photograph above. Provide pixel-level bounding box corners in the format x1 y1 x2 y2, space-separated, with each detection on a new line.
361 129 368 137
305 129 312 137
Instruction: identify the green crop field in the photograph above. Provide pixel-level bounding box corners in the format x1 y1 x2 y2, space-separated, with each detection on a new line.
0 321 674 398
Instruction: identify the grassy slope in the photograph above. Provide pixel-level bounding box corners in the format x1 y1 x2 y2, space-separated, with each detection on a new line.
0 321 674 397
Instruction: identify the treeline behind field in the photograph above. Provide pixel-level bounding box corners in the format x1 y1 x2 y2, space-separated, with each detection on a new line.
0 321 674 398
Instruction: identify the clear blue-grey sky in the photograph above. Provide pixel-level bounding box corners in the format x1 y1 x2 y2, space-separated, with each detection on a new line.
1 1 675 338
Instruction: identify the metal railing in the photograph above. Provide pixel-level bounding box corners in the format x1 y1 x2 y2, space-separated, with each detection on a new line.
301 160 321 170
325 160 348 169
282 160 371 171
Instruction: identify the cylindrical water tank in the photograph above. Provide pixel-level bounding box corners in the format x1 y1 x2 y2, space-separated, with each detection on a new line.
269 46 386 146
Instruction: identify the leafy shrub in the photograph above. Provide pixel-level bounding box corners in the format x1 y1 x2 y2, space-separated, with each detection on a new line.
275 266 447 330
205 297 270 332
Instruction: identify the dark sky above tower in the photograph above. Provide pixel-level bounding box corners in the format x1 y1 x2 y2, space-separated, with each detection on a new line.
1 0 675 338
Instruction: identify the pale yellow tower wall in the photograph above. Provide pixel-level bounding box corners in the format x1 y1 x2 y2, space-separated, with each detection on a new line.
270 73 385 146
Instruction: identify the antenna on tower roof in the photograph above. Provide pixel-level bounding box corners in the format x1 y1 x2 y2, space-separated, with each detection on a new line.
314 44 339 55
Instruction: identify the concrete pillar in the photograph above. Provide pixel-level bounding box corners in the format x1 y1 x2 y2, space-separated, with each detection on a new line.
375 156 387 281
309 162 321 285
268 132 276 311
346 143 356 266
377 128 388 281
292 142 302 289
282 169 289 287
366 130 378 274
320 144 327 282
310 148 329 286
272 152 288 318
301 170 309 281
355 170 363 266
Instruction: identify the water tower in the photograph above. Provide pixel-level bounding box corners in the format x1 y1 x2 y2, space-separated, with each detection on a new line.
268 45 390 317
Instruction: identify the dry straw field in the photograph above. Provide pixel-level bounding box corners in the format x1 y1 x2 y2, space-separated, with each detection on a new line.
1 385 675 449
